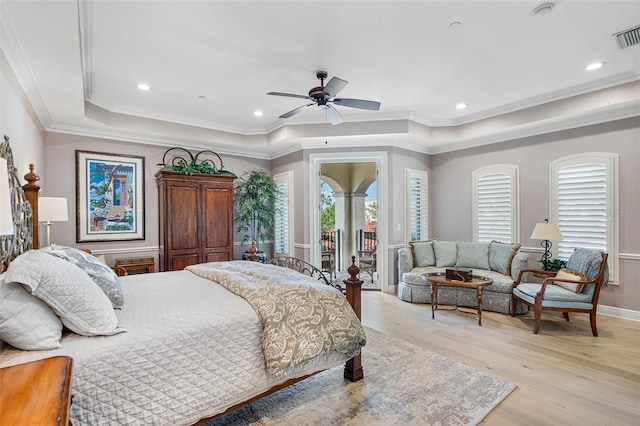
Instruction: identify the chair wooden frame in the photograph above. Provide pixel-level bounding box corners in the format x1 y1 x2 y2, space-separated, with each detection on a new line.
511 252 608 336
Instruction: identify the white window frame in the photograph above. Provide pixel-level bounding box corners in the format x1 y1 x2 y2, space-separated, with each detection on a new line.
273 171 294 256
472 164 520 243
405 168 428 243
550 153 619 284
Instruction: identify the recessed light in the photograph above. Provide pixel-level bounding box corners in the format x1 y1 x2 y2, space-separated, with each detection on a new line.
198 95 207 100
253 110 263 117
448 21 462 31
137 83 151 91
456 103 467 110
585 62 605 71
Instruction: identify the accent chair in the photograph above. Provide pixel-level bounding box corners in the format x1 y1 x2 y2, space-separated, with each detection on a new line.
511 248 609 336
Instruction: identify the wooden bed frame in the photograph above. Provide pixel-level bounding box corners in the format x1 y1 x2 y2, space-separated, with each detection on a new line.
0 135 364 424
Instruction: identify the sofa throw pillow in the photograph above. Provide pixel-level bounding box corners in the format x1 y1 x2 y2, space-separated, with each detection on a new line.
45 244 124 309
489 241 522 275
433 241 457 267
554 268 587 293
456 242 490 270
0 275 63 350
409 240 436 267
5 250 125 336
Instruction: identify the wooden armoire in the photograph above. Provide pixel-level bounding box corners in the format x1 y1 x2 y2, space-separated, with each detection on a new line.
155 171 235 271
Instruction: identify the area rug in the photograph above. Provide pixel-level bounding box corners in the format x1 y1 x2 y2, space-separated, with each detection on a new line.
207 327 516 425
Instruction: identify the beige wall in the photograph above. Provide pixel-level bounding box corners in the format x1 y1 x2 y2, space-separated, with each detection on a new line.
43 133 270 265
429 117 640 311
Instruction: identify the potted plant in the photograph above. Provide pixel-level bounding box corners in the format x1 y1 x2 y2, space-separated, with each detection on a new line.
541 258 567 272
233 170 281 262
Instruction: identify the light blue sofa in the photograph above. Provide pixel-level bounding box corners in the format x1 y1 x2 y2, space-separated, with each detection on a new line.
397 240 529 314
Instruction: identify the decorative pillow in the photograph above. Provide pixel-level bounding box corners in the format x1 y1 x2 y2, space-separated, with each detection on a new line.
5 250 125 336
433 241 457 267
489 241 522 275
554 268 587 293
456 242 490 270
409 240 436 267
0 274 63 350
44 244 124 308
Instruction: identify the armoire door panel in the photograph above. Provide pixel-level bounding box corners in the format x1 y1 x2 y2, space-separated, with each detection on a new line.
168 184 200 251
202 186 232 249
171 253 200 271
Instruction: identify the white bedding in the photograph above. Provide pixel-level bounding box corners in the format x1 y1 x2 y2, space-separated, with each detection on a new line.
0 270 353 425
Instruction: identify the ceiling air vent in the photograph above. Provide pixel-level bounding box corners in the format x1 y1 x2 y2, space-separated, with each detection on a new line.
613 25 640 49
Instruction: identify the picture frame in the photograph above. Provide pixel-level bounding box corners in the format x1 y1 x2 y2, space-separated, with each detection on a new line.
76 150 145 242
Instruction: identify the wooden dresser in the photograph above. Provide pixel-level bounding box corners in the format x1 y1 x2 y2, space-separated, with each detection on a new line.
0 356 73 425
155 171 235 271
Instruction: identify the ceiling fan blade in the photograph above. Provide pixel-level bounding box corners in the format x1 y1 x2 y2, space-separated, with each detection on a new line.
267 92 312 100
324 104 343 125
323 77 348 98
279 103 315 119
333 98 381 111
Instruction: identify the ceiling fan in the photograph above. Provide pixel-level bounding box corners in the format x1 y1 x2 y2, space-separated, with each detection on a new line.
267 71 381 125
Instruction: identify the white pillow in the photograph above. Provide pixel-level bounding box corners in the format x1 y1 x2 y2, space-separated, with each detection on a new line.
5 251 125 336
0 274 63 350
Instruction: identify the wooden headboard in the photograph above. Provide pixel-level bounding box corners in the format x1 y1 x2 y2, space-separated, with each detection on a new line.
0 135 40 273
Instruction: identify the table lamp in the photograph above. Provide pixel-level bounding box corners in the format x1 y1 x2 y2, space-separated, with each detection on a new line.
530 218 563 266
0 157 13 235
39 196 68 246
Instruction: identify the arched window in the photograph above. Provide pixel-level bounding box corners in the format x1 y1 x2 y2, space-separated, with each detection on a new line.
551 153 619 282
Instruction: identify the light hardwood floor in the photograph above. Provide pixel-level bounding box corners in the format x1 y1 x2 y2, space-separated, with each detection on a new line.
360 291 640 425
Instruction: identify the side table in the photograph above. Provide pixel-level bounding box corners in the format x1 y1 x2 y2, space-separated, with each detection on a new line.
0 356 73 425
114 256 155 276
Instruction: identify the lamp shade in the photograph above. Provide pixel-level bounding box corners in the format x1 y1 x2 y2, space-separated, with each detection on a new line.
38 197 69 222
530 222 563 241
0 157 13 235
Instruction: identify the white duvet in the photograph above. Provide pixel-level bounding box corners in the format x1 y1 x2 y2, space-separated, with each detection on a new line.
0 270 353 425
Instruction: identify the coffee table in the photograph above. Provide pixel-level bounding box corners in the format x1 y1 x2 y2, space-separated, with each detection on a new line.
423 272 493 326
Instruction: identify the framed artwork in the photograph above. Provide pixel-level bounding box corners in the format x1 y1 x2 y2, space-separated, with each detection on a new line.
76 150 145 242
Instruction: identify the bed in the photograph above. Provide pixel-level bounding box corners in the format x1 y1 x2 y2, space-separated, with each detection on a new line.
0 136 366 425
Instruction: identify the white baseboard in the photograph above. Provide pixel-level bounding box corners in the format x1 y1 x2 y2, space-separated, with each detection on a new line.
598 305 640 322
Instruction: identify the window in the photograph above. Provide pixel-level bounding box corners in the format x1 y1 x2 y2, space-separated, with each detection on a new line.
273 171 293 256
551 153 618 282
405 169 428 242
472 165 519 243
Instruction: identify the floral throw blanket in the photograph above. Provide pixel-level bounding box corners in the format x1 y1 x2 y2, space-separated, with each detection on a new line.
186 261 366 377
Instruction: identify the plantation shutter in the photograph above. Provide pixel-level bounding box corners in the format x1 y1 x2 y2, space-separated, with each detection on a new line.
472 165 519 243
556 163 607 259
476 173 512 242
274 173 291 255
406 169 428 242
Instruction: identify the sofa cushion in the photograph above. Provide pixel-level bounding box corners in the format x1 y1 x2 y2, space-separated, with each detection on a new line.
456 242 490 270
489 241 521 275
409 240 436 267
554 268 586 293
433 241 457 267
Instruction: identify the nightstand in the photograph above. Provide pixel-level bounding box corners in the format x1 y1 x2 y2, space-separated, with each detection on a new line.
0 356 73 425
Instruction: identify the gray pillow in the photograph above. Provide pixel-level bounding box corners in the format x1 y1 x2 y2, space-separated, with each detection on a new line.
433 241 457 267
44 244 124 308
409 240 436 267
5 250 125 336
456 242 490 270
489 241 521 275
